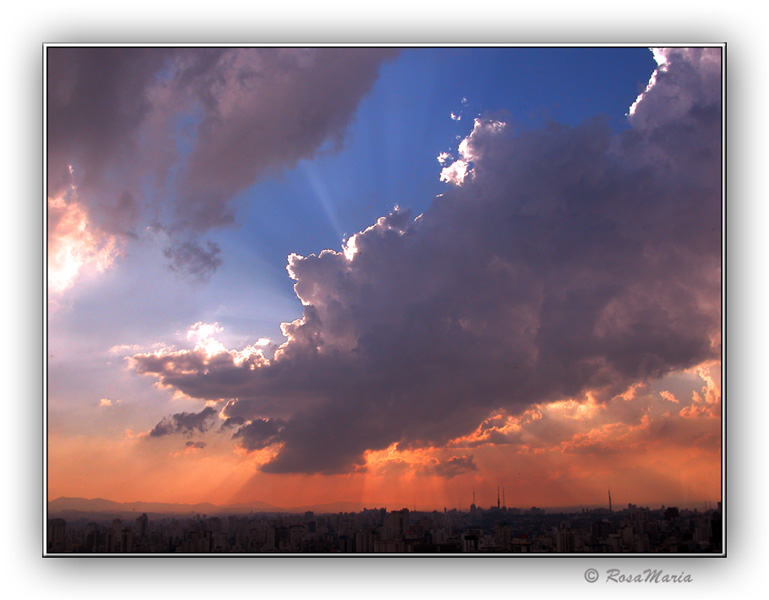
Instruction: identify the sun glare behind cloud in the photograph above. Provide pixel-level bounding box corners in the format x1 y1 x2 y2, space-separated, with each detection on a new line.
47 192 121 295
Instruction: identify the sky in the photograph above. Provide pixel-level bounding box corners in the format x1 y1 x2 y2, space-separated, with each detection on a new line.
46 46 722 511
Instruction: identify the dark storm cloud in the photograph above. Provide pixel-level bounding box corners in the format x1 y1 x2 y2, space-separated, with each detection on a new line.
231 418 286 452
47 47 398 276
131 48 722 475
148 406 218 438
185 441 207 449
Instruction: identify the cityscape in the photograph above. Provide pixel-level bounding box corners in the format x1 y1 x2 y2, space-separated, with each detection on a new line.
46 498 722 555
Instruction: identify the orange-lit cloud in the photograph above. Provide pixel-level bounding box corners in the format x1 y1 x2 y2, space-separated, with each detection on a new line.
680 361 721 420
48 356 721 509
445 361 720 457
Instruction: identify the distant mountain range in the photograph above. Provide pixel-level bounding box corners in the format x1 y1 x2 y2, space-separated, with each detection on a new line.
47 497 387 517
47 496 708 518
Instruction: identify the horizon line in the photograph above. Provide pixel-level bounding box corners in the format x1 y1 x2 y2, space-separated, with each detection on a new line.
47 495 722 514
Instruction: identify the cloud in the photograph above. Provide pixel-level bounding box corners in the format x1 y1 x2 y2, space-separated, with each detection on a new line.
362 446 478 479
130 48 721 476
163 240 222 283
148 406 218 438
628 48 721 127
423 455 477 479
444 362 721 460
47 184 122 295
660 390 679 404
47 47 397 280
231 418 286 452
220 416 246 429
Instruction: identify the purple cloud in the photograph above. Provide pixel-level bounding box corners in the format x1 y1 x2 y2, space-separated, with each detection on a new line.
47 47 398 278
148 406 218 438
131 48 721 475
231 418 286 452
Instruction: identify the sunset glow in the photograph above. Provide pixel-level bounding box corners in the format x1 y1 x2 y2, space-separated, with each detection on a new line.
47 46 721 519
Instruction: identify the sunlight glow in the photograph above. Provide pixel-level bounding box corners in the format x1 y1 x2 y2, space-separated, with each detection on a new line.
343 234 359 261
48 193 121 294
627 48 669 117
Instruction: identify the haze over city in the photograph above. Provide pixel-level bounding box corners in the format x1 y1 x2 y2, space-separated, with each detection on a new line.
46 46 722 516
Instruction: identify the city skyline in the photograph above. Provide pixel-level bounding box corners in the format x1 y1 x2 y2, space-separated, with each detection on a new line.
46 500 723 555
46 46 723 516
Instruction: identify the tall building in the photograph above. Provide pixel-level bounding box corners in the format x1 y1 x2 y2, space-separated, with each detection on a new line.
355 528 377 553
136 513 149 539
383 509 409 540
47 519 66 553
